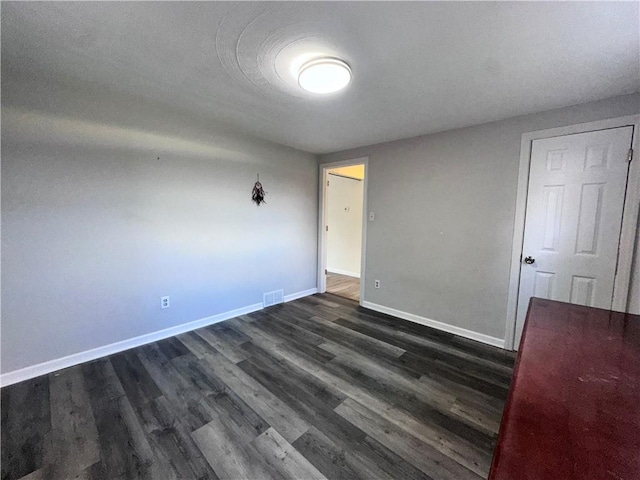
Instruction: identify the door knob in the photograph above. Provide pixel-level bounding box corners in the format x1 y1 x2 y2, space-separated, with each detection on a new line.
523 256 535 265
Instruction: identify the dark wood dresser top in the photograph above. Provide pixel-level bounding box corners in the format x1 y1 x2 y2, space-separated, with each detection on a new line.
489 297 640 480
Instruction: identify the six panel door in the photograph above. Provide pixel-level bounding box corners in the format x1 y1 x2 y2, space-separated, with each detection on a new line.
514 126 634 347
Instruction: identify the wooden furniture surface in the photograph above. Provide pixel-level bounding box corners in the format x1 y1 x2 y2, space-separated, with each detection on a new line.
489 297 640 480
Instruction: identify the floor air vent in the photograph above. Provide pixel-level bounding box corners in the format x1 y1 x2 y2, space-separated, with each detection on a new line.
263 289 284 308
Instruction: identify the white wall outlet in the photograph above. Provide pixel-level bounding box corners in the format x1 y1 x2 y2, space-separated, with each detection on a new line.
374 279 380 288
369 212 375 221
160 296 170 309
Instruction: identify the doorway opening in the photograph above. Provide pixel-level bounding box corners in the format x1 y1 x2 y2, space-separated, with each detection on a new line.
318 158 368 303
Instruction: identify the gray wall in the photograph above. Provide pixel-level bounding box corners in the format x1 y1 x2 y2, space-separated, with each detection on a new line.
321 93 640 341
1 76 318 374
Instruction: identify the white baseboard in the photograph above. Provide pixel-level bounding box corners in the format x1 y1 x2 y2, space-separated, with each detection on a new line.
361 301 505 349
327 269 360 278
1 288 317 388
284 288 318 303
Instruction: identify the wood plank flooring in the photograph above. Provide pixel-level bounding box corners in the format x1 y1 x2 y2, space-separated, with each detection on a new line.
326 274 360 301
1 293 515 480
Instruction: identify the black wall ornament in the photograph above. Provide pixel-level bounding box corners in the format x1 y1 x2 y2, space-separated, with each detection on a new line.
252 174 267 206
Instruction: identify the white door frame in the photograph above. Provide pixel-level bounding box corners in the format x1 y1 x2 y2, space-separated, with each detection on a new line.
318 157 369 304
504 115 640 350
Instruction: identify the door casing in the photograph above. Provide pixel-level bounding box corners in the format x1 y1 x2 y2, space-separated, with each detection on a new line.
505 115 640 350
318 157 369 303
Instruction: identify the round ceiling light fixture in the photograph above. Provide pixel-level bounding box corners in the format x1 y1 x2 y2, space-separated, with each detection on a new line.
297 57 352 94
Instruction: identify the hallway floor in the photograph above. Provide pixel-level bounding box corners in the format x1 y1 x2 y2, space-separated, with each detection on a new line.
326 273 360 301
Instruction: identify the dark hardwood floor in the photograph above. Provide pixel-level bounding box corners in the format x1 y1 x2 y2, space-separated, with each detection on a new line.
326 274 360 302
1 293 515 480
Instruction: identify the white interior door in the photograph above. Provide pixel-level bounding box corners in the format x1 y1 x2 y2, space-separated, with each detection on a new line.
514 126 634 346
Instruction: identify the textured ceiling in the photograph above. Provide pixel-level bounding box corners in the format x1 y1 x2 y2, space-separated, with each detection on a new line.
2 2 639 154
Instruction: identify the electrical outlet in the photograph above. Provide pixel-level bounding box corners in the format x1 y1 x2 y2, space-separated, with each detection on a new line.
374 280 380 289
160 296 170 309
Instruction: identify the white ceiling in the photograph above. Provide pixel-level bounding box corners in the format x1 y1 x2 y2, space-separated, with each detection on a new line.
2 2 639 154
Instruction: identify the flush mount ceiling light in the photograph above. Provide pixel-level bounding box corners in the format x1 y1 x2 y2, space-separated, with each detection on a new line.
297 57 352 94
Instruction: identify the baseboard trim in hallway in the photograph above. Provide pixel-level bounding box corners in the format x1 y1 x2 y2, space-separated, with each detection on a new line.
0 288 318 387
326 268 360 278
